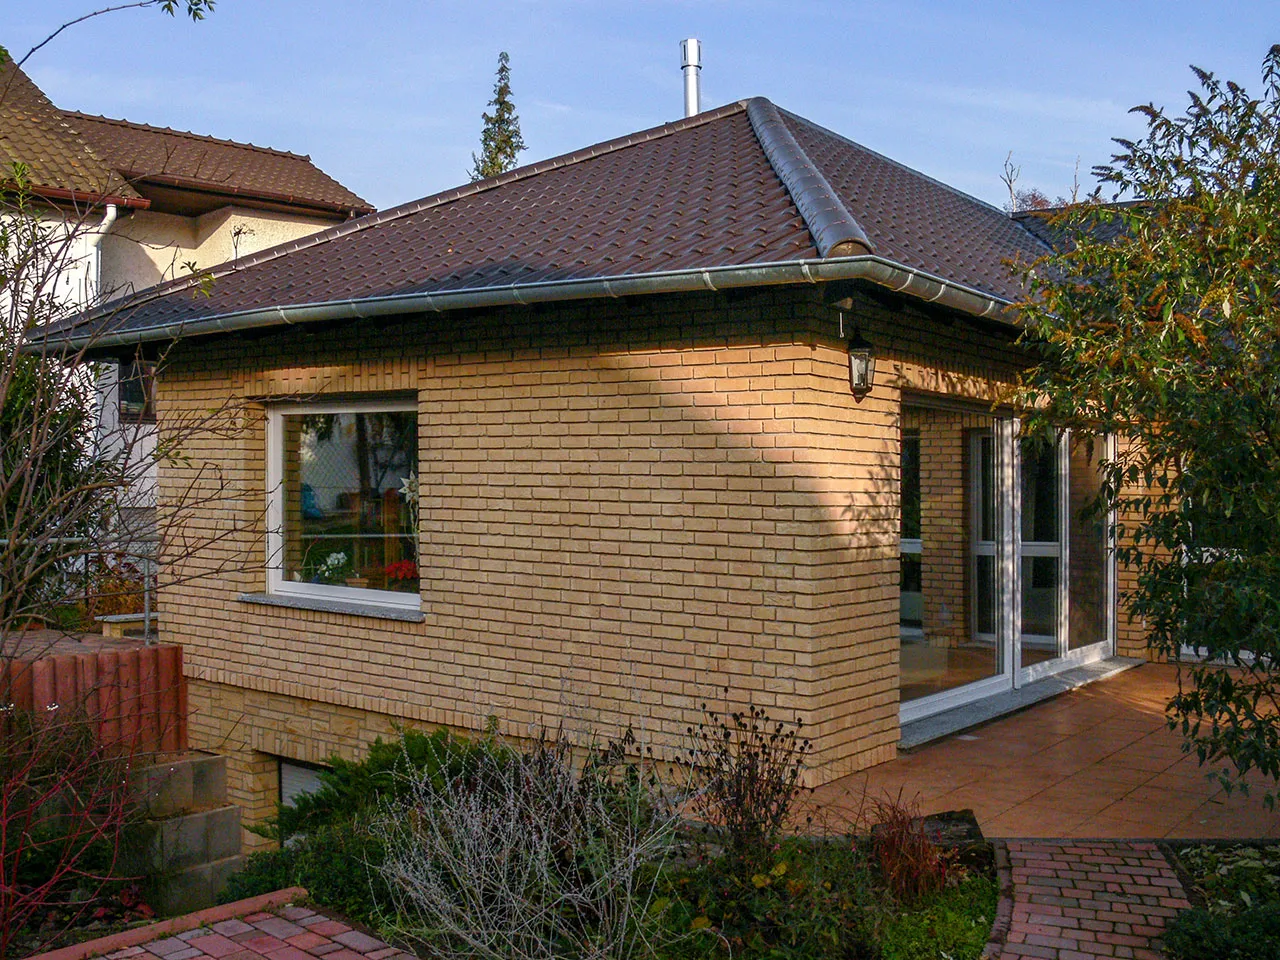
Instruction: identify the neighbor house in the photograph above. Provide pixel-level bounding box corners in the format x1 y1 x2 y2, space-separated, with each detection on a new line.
43 97 1136 837
1 58 373 545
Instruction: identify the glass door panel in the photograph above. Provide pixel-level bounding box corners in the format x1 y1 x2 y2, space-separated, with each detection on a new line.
1018 436 1061 666
1067 437 1109 651
898 410 1001 706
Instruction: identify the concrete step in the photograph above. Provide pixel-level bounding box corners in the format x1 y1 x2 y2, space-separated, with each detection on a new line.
132 752 227 818
150 854 247 918
125 803 242 874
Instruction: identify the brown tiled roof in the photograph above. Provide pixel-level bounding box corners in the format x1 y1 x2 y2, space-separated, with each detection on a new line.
46 98 1053 346
64 112 373 216
0 60 139 201
782 108 1047 302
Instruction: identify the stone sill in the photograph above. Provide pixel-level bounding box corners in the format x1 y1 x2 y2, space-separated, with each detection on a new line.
237 592 425 623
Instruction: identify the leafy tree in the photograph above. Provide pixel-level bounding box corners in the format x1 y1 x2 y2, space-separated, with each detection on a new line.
1014 45 1280 805
469 51 527 182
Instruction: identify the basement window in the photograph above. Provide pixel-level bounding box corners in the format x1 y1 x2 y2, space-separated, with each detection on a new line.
266 400 420 609
278 758 328 808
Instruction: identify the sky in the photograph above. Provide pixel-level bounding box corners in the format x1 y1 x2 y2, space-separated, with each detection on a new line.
9 2 1278 213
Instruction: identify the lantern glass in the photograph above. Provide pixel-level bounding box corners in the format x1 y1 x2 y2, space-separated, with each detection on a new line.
847 332 875 399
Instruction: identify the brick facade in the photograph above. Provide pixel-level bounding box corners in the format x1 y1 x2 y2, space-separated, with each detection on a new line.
154 284 1059 835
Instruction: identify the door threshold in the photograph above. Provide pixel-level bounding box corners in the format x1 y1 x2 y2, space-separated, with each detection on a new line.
898 656 1145 750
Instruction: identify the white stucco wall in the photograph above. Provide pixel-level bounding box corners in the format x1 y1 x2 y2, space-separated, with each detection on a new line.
99 206 338 300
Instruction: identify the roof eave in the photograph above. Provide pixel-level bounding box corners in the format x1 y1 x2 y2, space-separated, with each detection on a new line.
7 183 151 210
36 255 1017 355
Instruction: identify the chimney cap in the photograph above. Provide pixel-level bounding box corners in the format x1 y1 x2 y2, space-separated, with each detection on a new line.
681 38 702 68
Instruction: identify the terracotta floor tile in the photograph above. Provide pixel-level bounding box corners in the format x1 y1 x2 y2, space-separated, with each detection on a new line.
821 664 1275 840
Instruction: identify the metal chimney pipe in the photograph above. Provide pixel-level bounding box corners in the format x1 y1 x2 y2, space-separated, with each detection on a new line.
680 38 702 117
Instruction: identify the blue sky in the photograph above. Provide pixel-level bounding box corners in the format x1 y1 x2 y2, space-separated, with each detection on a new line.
11 2 1278 212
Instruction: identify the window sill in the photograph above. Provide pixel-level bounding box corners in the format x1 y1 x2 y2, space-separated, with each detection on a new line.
238 592 425 623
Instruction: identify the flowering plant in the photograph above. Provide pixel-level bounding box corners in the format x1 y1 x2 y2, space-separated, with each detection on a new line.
313 551 353 584
384 559 418 582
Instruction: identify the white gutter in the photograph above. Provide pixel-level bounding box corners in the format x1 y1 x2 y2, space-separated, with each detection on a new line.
47 253 1016 354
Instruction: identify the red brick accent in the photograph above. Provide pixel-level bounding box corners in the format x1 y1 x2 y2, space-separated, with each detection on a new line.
997 842 1191 960
26 888 308 960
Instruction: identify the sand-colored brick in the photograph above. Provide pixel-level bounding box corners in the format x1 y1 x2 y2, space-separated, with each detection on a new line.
155 285 1126 827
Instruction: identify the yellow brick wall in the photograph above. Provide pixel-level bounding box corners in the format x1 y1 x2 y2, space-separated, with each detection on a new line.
157 286 1029 823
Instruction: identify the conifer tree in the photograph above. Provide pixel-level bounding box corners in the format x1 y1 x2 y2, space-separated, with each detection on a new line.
469 51 526 182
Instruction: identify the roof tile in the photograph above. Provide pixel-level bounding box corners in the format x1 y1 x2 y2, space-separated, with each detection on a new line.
49 98 1052 344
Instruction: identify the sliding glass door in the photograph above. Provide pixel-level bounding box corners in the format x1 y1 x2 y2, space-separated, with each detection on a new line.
899 405 1115 722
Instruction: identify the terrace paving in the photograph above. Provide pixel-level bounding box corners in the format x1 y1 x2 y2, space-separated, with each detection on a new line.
814 663 1278 839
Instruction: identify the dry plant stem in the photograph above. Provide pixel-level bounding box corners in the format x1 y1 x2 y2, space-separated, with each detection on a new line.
375 732 691 960
0 176 265 667
0 703 143 960
686 699 812 867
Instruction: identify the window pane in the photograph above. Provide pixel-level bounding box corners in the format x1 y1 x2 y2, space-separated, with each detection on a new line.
976 554 996 635
901 431 921 540
282 410 418 594
119 361 155 422
1068 438 1108 651
1020 436 1058 543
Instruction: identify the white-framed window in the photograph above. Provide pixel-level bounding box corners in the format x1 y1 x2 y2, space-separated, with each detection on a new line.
266 399 420 610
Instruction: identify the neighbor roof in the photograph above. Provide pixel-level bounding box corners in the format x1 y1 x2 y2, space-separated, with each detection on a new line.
0 59 141 204
1 59 370 218
42 97 1053 350
64 112 374 218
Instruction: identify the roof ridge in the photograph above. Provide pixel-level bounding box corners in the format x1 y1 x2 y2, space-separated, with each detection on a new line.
63 111 311 161
779 108 1055 256
777 107 1013 218
97 100 751 315
745 98 873 258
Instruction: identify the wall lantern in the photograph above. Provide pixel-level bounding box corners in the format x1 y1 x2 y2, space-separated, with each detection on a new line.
842 314 875 400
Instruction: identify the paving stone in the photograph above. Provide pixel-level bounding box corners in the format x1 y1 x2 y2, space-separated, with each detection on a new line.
145 938 193 957
277 906 317 922
331 930 387 953
186 934 242 958
260 946 314 960
999 841 1191 960
285 932 333 950
254 917 308 940
211 920 256 937
306 921 352 937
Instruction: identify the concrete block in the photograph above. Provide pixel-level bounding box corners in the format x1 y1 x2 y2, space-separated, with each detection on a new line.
205 805 242 862
159 809 212 871
190 754 227 808
151 855 246 917
132 760 194 819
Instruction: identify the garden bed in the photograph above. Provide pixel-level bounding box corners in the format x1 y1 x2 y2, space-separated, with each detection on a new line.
223 719 1005 960
1159 840 1280 960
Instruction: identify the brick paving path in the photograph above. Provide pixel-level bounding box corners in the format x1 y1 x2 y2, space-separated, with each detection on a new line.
101 905 415 960
998 841 1192 960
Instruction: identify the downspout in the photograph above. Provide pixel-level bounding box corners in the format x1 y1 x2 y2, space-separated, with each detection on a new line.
84 204 118 301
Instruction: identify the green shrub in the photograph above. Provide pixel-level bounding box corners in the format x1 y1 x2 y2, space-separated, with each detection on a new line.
227 727 505 925
221 819 388 924
879 874 998 960
1164 903 1280 960
276 727 505 842
660 838 882 959
1176 844 1280 914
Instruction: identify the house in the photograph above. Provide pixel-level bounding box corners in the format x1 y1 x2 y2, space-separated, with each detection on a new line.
1 57 374 546
42 96 1139 837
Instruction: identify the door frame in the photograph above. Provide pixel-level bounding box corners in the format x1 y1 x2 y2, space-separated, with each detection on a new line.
899 416 1116 725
